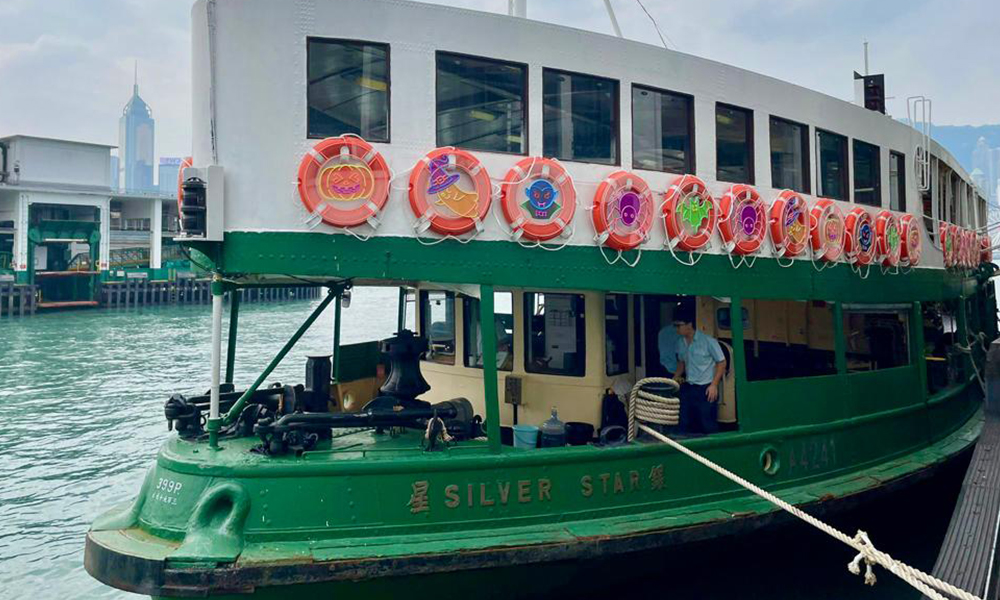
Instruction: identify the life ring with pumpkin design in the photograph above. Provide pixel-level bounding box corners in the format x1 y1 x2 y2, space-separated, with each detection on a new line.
297 136 391 229
809 198 845 262
592 171 655 251
875 210 902 267
408 148 493 236
662 174 718 252
768 190 809 257
499 157 576 242
718 184 766 255
844 207 876 266
898 214 922 267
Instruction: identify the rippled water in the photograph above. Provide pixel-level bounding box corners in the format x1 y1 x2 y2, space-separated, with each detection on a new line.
0 288 965 599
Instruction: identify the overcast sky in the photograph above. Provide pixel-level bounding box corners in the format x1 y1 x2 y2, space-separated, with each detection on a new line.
0 0 996 166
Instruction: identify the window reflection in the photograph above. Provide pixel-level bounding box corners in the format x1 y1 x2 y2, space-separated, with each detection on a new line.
307 38 389 141
716 104 753 184
632 85 693 173
854 140 881 207
770 117 809 193
543 69 618 165
436 53 526 154
817 130 848 201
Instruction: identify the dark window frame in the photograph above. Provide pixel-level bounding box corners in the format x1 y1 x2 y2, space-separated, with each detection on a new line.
462 294 515 372
715 102 755 185
306 37 391 142
523 291 587 377
630 83 696 174
768 115 811 194
605 293 630 376
434 50 529 156
853 138 882 207
889 150 906 212
542 67 621 167
815 128 849 201
419 290 456 365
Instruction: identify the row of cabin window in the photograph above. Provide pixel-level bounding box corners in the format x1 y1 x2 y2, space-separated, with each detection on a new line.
417 290 910 381
307 38 907 211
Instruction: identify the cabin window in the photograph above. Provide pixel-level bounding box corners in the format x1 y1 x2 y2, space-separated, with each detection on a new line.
420 291 455 365
816 129 848 201
543 69 619 165
889 151 906 212
605 294 630 376
843 306 910 372
463 292 514 371
716 103 754 184
307 38 389 142
742 300 837 381
631 85 694 174
436 52 527 155
524 292 586 376
769 116 810 193
853 140 881 207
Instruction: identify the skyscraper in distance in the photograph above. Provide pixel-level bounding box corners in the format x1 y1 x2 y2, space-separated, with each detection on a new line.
158 157 182 196
118 64 155 192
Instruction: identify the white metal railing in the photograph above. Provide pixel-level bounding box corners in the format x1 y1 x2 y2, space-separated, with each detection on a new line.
907 96 932 192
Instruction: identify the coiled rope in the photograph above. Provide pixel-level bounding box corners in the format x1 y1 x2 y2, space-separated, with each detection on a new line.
628 380 982 600
627 377 680 440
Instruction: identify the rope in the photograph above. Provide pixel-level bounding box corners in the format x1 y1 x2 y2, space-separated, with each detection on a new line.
626 377 680 440
629 382 982 600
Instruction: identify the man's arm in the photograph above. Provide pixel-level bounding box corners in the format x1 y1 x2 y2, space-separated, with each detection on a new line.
706 359 725 402
674 359 686 382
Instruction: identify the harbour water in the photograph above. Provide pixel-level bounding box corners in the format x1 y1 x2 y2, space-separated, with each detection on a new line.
0 289 963 599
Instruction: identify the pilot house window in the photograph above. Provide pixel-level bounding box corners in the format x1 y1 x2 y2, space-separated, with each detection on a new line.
436 53 527 154
420 291 455 365
816 130 848 201
543 69 619 165
307 38 389 141
843 307 910 372
632 85 694 174
525 292 586 376
716 104 754 184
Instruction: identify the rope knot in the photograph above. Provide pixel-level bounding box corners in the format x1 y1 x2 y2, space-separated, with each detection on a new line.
847 530 877 586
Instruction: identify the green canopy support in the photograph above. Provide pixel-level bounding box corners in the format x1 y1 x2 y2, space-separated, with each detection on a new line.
957 293 968 378
729 296 747 423
911 301 927 396
225 291 241 385
397 287 407 331
333 291 343 383
833 302 847 375
480 284 501 454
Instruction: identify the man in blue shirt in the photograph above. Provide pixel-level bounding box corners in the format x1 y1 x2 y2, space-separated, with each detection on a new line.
672 305 726 434
657 321 679 377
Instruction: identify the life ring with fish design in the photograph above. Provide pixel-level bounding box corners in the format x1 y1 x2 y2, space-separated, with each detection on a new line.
875 210 902 267
499 157 576 242
718 184 765 255
408 148 493 236
768 190 809 257
662 174 718 252
809 198 845 262
592 171 655 251
898 214 922 267
297 136 391 229
844 207 876 266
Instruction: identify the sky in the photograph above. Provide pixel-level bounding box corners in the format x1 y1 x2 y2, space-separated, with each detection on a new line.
0 0 997 166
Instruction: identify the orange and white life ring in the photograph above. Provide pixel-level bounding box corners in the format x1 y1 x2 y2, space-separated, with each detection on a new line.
957 228 969 269
499 157 576 242
592 171 655 251
961 229 973 268
768 190 809 257
899 214 922 267
662 174 717 252
176 156 193 214
408 148 493 236
981 234 993 265
940 223 956 268
718 184 766 255
809 198 845 262
844 207 876 266
297 136 391 229
875 210 902 267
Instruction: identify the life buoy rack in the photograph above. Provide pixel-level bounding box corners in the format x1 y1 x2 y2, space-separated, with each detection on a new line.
592 171 655 251
499 157 576 242
941 223 956 268
718 184 765 255
898 214 922 267
176 156 193 214
408 148 493 236
662 175 717 252
875 210 902 267
809 198 845 262
982 234 993 265
296 136 391 229
844 207 876 265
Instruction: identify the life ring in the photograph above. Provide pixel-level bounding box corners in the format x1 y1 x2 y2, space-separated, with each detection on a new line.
844 207 876 266
662 174 717 252
981 234 993 265
899 214 922 267
296 136 391 229
875 210 902 267
768 190 809 257
809 198 845 262
718 184 765 255
957 228 969 269
592 171 655 251
961 229 972 268
940 223 956 268
499 157 576 242
408 148 493 236
176 156 193 214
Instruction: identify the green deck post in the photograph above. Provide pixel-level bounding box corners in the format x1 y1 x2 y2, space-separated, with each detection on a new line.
911 301 927 397
397 287 407 331
333 291 342 383
729 296 747 425
480 284 501 454
833 302 847 375
956 294 968 378
225 290 240 385
223 287 338 425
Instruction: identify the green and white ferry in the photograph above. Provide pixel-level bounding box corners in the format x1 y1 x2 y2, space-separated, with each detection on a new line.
85 0 997 597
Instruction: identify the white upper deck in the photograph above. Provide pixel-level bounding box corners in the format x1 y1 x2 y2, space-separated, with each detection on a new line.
191 0 981 269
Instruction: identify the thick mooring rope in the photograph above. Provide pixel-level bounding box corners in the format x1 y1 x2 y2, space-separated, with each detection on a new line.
631 415 981 599
627 377 681 441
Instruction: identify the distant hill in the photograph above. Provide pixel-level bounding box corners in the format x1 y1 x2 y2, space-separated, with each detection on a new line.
931 124 1000 172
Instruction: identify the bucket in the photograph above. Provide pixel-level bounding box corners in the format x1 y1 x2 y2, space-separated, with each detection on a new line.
512 425 539 449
